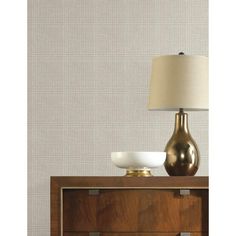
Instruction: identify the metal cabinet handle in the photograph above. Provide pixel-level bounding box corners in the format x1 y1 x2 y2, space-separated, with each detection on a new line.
89 189 100 195
180 232 191 236
180 189 190 196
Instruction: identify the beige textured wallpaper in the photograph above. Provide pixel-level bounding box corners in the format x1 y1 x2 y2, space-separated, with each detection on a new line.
28 0 208 235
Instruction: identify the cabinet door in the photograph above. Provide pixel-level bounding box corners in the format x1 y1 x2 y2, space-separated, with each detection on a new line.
63 189 208 232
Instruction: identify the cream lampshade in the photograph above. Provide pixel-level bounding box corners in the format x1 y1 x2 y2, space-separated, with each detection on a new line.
148 53 208 176
148 54 208 110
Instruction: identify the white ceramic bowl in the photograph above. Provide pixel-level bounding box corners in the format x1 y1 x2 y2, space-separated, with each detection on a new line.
111 152 166 170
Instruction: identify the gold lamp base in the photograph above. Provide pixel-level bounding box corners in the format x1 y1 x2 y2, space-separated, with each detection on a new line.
125 169 152 177
164 108 200 176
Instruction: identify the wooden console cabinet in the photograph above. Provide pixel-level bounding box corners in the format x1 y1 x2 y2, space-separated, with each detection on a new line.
51 177 208 236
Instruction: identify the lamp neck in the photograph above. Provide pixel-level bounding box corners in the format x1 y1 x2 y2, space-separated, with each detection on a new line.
174 108 189 133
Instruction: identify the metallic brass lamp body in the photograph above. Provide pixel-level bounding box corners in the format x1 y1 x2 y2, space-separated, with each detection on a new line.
164 109 200 176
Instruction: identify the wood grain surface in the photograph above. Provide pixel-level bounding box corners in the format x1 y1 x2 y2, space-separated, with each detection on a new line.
63 189 208 232
51 176 208 189
51 177 208 236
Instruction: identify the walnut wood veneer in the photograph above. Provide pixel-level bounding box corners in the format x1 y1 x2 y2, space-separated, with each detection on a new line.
51 177 208 236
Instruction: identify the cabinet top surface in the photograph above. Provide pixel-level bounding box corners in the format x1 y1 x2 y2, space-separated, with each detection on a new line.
51 176 208 189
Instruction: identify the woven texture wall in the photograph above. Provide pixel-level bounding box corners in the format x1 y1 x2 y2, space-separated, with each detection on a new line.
28 0 208 235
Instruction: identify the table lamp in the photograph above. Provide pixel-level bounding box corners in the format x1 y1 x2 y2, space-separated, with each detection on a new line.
148 53 208 176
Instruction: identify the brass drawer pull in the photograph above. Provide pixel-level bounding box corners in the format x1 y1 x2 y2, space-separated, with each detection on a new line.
180 232 191 236
180 189 190 196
